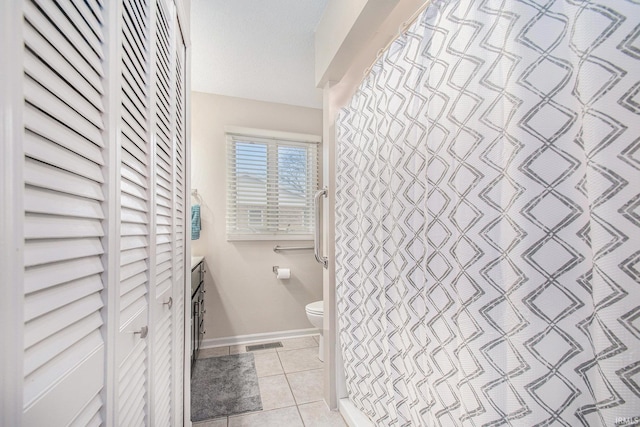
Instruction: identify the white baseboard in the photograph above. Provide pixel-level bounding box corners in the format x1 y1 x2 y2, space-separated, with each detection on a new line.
339 398 374 427
200 327 319 348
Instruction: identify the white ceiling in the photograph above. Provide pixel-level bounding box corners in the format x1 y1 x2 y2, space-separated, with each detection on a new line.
190 0 328 109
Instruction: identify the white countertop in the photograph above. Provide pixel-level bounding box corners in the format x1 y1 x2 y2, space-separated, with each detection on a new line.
191 256 204 270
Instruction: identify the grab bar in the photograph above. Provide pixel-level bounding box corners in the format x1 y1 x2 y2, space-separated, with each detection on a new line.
314 188 328 269
273 245 314 252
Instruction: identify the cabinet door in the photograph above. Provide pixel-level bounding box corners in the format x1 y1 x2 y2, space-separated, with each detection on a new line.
117 0 153 425
22 0 108 424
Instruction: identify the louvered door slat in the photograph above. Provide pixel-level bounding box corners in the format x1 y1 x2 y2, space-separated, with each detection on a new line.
121 183 146 207
122 247 147 265
122 55 148 110
121 235 147 251
69 392 103 427
25 78 104 142
22 334 104 426
156 50 170 78
117 340 147 426
156 84 171 114
24 1 103 93
24 186 103 219
51 0 104 58
24 238 103 268
24 53 104 126
121 271 146 296
23 326 102 386
156 205 172 220
122 130 148 164
24 275 102 322
24 313 103 376
122 5 147 72
24 132 104 183
122 174 148 200
154 310 172 427
119 340 143 385
24 106 104 161
156 146 171 170
128 0 148 35
122 59 147 110
24 293 103 350
122 208 148 225
122 222 147 236
122 190 148 212
120 285 147 320
23 26 103 111
156 171 172 193
119 368 146 423
121 56 147 116
32 0 104 71
122 101 148 142
122 147 148 178
83 0 103 25
25 214 104 239
25 158 104 200
69 0 103 42
24 256 104 294
122 105 148 147
122 169 148 197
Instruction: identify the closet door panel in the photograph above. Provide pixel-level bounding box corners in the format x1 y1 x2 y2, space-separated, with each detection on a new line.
16 0 188 423
22 0 107 424
117 0 152 425
173 22 187 425
153 0 175 425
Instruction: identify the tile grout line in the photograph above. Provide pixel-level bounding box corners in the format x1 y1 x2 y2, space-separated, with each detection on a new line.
296 403 307 427
283 364 300 407
277 345 307 425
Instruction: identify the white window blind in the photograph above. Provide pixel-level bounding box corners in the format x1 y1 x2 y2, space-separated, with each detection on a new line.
226 130 320 240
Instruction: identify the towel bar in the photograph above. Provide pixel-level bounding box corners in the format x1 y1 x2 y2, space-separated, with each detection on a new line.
273 245 314 252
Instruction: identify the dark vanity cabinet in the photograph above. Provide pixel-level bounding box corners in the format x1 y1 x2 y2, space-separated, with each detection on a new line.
191 260 206 369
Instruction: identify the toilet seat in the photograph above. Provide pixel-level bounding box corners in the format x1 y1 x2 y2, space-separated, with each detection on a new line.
305 301 323 315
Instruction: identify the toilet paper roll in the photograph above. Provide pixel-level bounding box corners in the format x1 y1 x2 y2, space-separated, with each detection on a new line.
276 268 291 280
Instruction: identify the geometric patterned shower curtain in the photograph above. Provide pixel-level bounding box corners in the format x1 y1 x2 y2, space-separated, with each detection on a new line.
335 1 640 425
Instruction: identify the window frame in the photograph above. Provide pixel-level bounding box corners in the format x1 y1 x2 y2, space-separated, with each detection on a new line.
225 126 321 241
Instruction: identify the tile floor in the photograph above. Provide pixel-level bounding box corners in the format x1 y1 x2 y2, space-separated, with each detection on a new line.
194 335 346 427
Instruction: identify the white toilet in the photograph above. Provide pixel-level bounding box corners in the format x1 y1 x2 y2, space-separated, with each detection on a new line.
305 301 324 362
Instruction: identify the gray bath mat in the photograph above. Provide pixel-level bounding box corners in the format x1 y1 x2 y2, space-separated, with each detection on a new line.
191 353 262 421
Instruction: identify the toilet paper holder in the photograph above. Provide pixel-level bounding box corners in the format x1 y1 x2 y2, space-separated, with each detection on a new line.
272 266 291 279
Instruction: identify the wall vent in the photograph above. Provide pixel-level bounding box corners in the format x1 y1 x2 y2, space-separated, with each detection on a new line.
246 342 283 351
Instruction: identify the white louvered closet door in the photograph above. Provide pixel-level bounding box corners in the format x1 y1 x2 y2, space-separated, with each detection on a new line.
153 0 177 425
13 0 189 425
22 0 107 424
117 0 152 425
173 19 187 427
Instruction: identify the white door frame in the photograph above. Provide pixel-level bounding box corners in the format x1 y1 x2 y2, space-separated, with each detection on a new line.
0 1 25 425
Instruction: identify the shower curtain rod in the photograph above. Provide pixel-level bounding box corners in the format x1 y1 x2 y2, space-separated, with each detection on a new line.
363 0 434 77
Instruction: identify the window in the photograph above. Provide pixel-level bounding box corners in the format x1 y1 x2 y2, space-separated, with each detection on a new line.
226 127 320 240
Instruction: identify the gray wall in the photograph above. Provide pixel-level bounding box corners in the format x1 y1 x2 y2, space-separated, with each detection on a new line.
191 92 323 341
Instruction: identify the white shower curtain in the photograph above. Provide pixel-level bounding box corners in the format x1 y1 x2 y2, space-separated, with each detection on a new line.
335 1 640 426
